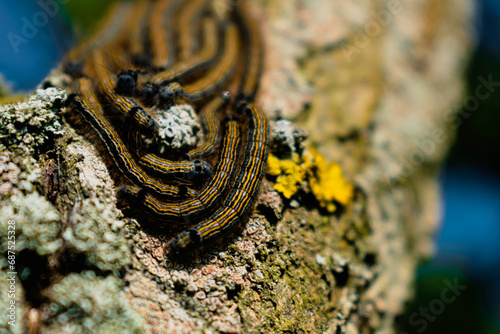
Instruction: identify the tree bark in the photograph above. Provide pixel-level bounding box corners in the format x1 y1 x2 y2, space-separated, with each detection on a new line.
0 0 472 333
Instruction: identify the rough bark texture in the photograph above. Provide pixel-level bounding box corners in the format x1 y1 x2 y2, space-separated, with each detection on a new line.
0 0 472 333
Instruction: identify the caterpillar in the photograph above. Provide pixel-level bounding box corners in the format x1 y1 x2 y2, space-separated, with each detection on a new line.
128 0 152 68
187 91 230 160
151 16 220 86
176 0 209 61
90 50 157 137
169 103 269 253
62 0 271 256
63 1 134 77
118 117 241 223
136 153 213 183
235 2 264 103
115 69 140 97
89 52 214 184
158 22 240 104
149 0 183 70
68 78 196 199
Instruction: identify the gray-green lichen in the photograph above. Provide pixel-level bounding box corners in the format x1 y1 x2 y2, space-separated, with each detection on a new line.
270 119 307 158
60 197 132 273
152 103 202 153
0 88 139 333
41 272 144 334
0 192 61 256
0 151 43 196
0 88 66 156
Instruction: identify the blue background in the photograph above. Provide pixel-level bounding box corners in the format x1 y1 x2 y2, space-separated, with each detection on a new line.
0 1 73 91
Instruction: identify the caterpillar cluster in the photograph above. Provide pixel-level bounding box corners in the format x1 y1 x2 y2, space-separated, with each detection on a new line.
61 0 268 256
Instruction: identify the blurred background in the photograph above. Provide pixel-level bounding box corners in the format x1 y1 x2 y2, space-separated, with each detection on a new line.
398 1 500 333
0 1 499 333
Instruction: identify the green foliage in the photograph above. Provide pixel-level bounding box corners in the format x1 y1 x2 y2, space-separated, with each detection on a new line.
61 0 118 39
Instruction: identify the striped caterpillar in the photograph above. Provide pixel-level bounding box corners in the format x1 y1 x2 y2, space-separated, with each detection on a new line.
62 0 268 255
117 116 241 224
169 103 269 253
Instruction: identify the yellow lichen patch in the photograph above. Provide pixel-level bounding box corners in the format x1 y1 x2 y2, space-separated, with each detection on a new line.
267 153 305 199
307 147 354 212
267 147 354 212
